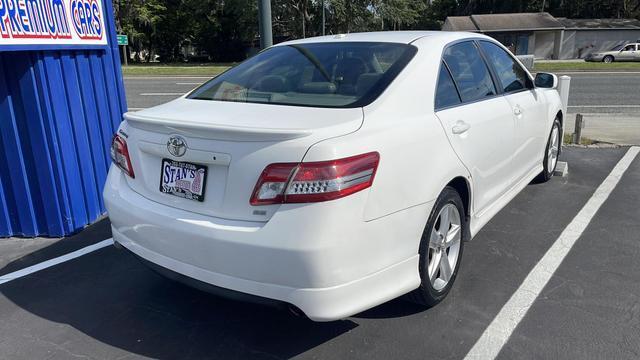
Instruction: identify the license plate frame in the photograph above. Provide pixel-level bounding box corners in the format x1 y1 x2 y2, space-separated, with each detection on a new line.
159 158 208 202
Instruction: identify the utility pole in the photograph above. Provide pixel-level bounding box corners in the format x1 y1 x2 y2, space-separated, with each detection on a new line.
258 0 273 49
322 0 325 36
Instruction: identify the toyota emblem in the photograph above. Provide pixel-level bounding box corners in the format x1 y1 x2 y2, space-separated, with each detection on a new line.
167 135 187 157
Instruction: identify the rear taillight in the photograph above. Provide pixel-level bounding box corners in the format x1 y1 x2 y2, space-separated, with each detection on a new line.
250 152 379 205
110 135 135 178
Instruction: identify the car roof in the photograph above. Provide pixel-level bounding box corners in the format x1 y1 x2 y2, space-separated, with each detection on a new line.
276 31 492 47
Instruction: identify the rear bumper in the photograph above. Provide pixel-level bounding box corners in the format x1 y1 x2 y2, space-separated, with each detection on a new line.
104 167 430 321
114 227 418 320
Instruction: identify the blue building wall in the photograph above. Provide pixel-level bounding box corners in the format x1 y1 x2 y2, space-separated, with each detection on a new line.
0 0 126 237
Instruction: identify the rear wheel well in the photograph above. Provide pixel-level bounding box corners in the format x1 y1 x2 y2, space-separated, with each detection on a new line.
447 177 470 220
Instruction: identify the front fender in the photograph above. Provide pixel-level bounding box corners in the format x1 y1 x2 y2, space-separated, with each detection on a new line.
541 88 564 128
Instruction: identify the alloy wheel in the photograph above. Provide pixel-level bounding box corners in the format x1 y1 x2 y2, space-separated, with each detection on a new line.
428 203 462 291
547 124 560 174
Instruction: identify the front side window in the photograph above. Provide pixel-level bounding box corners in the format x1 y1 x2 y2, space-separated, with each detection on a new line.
479 41 530 93
622 44 636 51
188 42 417 108
435 62 461 110
442 41 497 103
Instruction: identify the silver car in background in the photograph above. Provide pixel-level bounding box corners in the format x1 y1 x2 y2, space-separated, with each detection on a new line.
586 43 640 63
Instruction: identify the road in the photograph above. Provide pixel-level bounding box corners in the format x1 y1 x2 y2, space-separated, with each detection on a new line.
124 76 208 110
123 72 640 114
560 72 640 114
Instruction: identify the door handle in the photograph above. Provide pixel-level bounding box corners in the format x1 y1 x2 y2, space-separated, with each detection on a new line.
514 106 523 116
452 120 470 134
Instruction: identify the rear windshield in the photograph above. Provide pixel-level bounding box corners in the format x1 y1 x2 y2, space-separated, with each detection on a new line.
188 42 417 108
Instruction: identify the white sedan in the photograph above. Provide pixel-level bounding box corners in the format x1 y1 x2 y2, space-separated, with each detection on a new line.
104 31 564 321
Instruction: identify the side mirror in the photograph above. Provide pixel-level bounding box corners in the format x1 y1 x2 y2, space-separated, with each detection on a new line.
534 72 558 89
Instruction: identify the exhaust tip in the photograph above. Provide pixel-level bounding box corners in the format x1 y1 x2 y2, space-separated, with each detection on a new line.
287 304 305 318
113 239 124 250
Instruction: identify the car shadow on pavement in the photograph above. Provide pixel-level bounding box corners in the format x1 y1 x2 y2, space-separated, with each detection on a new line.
354 298 426 319
0 237 359 359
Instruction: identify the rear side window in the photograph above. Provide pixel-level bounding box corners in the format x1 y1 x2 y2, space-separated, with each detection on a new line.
188 42 417 108
443 41 496 103
479 41 529 93
435 63 460 110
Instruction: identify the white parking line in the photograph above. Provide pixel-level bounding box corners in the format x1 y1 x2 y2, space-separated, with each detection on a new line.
464 146 640 360
140 93 185 96
0 239 113 286
568 105 640 108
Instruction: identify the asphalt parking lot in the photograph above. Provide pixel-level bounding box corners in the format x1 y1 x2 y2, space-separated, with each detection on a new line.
1 146 639 360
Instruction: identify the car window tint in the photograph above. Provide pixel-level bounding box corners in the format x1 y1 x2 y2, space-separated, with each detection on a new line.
435 63 460 109
443 41 496 103
623 45 635 51
188 42 416 108
479 41 529 93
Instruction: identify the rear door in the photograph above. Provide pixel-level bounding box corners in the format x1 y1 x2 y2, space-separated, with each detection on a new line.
434 41 517 214
478 40 548 179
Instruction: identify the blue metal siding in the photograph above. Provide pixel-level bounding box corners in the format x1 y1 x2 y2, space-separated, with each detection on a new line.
0 0 126 237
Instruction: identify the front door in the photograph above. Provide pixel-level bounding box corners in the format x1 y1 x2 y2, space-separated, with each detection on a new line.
478 41 549 179
618 44 637 61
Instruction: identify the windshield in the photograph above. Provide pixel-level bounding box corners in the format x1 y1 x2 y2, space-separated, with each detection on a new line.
188 42 417 108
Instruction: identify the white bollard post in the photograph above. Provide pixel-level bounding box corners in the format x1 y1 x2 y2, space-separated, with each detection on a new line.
557 75 571 147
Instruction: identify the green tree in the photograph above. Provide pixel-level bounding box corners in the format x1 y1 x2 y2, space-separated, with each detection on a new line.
372 0 426 30
191 0 258 61
114 0 166 61
153 0 199 62
414 0 458 29
113 0 640 63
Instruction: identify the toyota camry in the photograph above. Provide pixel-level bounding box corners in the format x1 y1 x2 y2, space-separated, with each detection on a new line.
104 31 564 321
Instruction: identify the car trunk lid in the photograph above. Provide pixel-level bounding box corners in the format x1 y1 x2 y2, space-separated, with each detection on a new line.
120 98 363 222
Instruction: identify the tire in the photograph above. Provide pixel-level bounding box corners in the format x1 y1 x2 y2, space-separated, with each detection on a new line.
603 55 614 63
537 118 562 183
408 186 468 307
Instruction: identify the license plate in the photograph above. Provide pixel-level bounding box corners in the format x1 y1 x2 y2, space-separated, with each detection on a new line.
159 159 208 202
